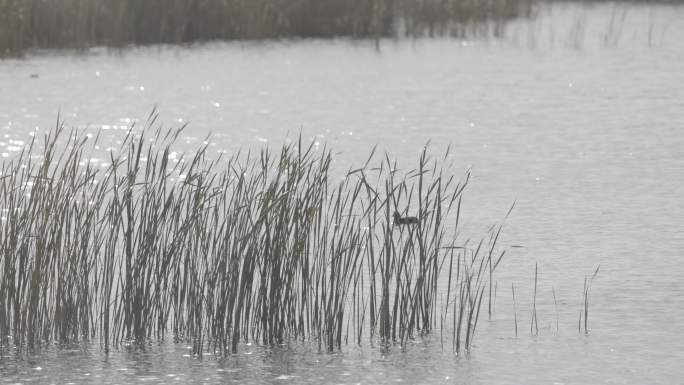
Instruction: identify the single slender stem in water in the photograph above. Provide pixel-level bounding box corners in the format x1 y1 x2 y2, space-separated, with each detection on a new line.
512 283 518 338
531 263 539 336
552 286 559 335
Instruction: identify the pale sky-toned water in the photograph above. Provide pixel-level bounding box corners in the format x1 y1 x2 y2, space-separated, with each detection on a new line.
1 2 683 384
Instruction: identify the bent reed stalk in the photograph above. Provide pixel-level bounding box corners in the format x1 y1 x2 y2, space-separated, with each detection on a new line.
0 115 508 355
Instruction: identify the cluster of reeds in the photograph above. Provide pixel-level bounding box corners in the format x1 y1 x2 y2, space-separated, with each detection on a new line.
507 262 600 338
436 211 509 352
0 115 509 355
0 0 534 56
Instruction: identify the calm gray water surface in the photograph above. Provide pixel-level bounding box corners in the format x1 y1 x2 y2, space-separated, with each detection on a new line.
1 2 684 384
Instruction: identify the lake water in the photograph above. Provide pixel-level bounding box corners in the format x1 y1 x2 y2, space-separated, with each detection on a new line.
1 2 684 384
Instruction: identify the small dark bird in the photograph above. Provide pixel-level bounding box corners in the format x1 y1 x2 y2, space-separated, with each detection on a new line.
393 211 418 225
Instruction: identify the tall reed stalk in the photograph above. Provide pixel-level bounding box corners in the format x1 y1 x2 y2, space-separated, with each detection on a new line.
578 265 600 334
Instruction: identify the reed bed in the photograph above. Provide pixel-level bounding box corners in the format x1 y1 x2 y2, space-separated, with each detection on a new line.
0 0 534 56
0 115 510 355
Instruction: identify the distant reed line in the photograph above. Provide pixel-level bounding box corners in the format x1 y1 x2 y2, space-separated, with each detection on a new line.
0 113 513 355
0 0 534 56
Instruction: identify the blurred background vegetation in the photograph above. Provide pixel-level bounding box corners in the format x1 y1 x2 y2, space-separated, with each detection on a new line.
0 0 534 55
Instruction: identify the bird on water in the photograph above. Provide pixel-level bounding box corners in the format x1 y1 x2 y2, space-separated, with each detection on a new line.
393 211 418 225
